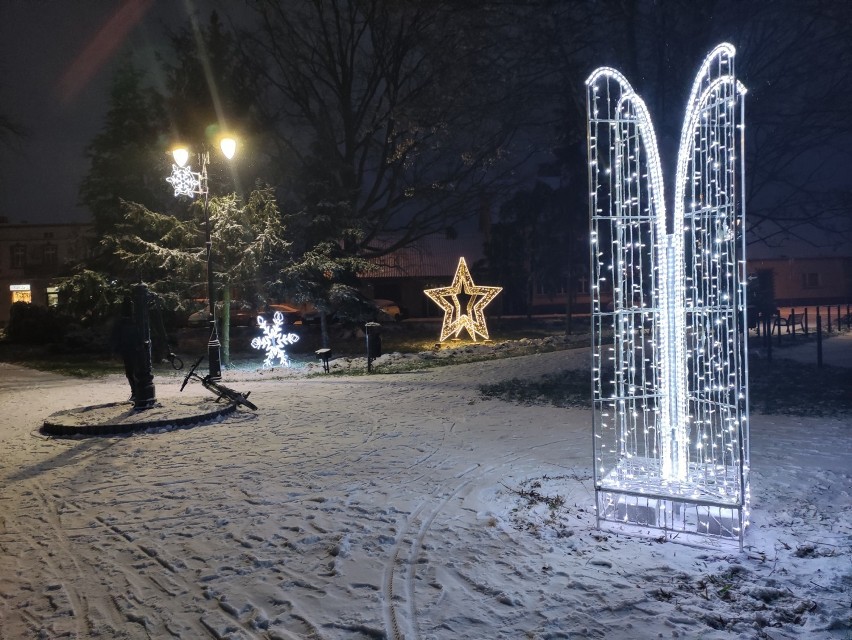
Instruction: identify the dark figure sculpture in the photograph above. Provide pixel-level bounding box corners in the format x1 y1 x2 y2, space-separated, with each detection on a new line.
130 283 156 409
111 286 157 410
112 296 138 402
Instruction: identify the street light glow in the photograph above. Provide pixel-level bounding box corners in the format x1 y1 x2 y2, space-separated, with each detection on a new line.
219 137 237 160
172 147 189 168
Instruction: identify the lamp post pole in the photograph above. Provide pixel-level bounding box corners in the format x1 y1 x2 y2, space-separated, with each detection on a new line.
200 153 222 380
166 137 236 381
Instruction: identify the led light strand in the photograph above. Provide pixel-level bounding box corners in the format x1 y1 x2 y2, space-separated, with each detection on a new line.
424 257 502 342
586 43 749 547
251 311 300 368
166 151 211 199
166 164 202 198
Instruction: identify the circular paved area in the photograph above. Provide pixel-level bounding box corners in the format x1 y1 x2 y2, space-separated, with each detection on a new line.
42 396 236 437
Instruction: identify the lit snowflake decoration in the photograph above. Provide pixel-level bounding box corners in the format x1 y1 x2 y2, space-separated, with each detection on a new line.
251 311 300 368
166 164 202 198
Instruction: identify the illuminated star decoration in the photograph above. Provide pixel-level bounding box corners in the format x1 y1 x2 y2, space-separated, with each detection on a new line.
424 257 502 342
166 164 201 198
251 311 300 368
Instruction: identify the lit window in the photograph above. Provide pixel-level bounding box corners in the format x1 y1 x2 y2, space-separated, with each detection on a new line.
10 284 31 304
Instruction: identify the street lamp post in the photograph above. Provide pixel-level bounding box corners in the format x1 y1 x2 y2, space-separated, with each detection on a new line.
166 137 237 381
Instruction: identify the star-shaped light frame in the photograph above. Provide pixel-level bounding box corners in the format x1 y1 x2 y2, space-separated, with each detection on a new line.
424 257 502 342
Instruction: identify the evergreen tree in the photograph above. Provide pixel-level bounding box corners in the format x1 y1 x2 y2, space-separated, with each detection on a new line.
55 267 125 327
105 186 289 366
79 59 169 243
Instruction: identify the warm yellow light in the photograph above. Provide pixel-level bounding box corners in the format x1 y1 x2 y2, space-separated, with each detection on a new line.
424 257 502 342
220 137 237 160
172 147 189 167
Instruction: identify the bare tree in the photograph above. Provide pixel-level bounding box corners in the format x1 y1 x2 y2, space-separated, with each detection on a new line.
552 0 852 249
735 1 852 248
238 0 543 258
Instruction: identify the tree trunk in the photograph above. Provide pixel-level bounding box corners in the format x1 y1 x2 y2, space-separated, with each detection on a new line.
320 310 330 349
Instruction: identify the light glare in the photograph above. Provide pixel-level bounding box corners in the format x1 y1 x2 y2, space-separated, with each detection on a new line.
172 147 189 167
220 137 237 160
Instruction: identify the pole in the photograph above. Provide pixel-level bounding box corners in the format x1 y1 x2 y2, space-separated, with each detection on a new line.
167 145 224 381
203 156 222 381
816 313 823 368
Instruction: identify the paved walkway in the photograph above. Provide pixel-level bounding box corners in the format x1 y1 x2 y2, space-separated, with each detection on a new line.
765 331 852 368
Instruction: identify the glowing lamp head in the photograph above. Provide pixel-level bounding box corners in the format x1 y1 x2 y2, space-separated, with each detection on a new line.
172 147 189 167
220 137 237 160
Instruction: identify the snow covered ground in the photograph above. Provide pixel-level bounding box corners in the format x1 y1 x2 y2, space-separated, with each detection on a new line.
0 338 849 639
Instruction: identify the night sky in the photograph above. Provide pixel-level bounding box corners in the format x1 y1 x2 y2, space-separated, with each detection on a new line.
1 1 850 257
0 0 226 225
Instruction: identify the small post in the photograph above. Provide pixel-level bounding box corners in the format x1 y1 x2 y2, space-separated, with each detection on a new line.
365 322 382 373
816 313 823 368
803 307 809 335
790 307 797 339
315 348 332 373
838 305 842 331
765 314 772 362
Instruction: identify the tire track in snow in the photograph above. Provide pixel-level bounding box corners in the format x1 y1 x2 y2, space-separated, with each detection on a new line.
3 480 105 638
382 465 479 640
8 480 270 640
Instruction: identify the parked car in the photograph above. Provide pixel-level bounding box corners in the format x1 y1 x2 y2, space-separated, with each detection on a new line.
257 303 302 326
187 301 302 328
292 302 325 325
289 297 405 325
187 300 256 328
373 299 407 322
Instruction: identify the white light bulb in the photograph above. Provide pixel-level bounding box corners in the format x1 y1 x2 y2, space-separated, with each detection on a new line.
220 137 237 160
172 147 189 167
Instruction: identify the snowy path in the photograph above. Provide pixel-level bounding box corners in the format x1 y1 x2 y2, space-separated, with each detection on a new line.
0 351 849 639
768 331 852 368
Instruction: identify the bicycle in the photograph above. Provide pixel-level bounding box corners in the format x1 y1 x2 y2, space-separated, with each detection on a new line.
179 355 258 411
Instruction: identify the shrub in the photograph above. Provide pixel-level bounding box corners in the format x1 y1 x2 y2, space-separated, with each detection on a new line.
6 302 66 344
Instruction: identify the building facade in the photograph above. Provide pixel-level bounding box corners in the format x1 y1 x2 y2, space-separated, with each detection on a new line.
749 256 852 306
0 221 94 326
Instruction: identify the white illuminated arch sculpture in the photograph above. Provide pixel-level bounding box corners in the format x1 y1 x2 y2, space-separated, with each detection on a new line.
586 43 750 548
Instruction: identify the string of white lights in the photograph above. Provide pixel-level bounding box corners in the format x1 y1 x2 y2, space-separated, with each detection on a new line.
586 43 749 547
251 311 300 368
